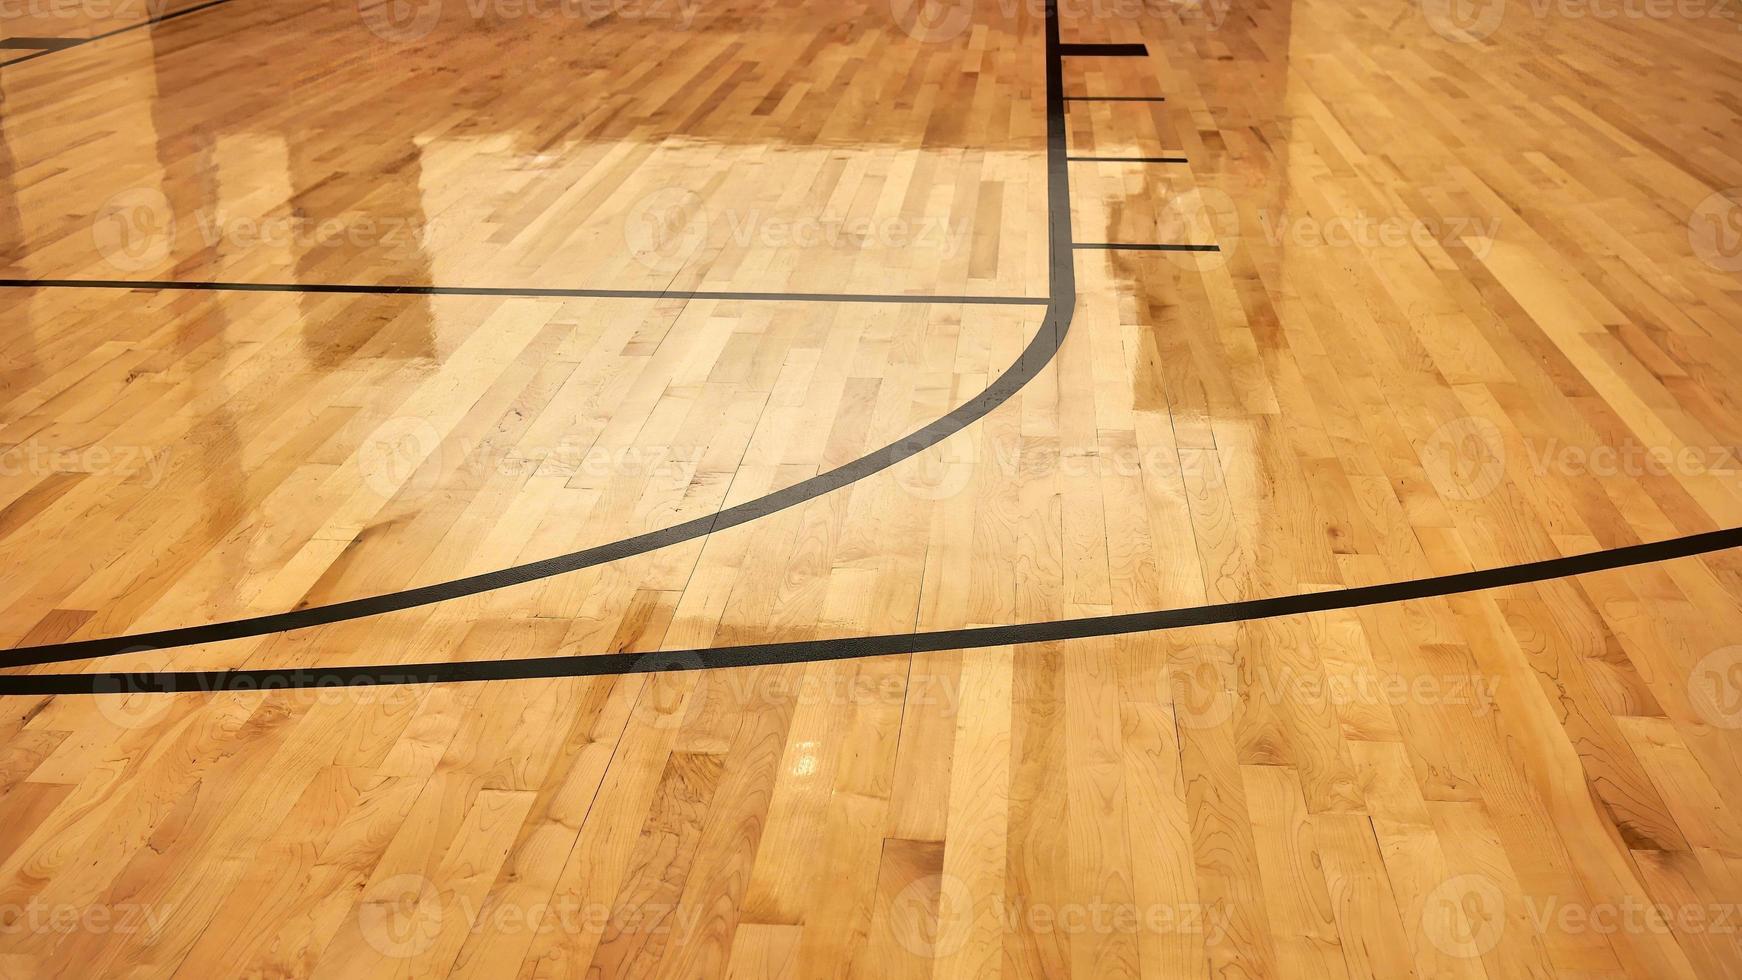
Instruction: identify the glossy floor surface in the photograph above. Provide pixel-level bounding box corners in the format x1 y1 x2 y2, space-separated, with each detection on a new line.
3 0 1742 974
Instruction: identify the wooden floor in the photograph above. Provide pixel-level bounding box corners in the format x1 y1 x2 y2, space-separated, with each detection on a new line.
3 0 1742 973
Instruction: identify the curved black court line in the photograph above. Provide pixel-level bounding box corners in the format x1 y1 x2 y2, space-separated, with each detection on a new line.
8 527 1740 695
6 9 1740 697
0 0 1082 674
0 0 241 67
0 278 1046 307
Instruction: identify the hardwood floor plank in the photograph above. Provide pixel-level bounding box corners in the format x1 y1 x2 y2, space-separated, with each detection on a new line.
3 0 1742 975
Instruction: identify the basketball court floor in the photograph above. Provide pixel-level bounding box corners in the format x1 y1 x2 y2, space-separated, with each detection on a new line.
1 0 1741 973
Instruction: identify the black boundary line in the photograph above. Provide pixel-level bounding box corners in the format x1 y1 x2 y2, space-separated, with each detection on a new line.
1066 155 1188 163
0 0 1080 678
10 528 1742 695
0 38 85 50
10 4 1738 696
0 0 241 67
0 277 1046 307
1058 42 1148 56
1074 242 1221 252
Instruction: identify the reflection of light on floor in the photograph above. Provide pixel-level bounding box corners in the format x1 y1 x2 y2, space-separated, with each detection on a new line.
10 108 1047 296
211 131 292 269
791 739 819 778
407 139 1044 294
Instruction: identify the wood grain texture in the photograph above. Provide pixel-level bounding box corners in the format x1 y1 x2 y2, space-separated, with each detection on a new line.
3 0 1742 974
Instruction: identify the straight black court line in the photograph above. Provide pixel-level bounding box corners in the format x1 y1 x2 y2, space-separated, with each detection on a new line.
7 527 1739 695
1058 42 1149 57
0 278 1049 307
0 0 241 67
0 0 1082 675
0 38 84 50
1066 155 1189 164
4 2 1740 698
1074 243 1221 252
1063 95 1165 102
